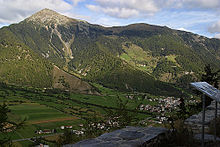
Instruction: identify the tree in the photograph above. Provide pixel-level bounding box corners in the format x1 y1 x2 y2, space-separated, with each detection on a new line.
0 103 25 146
56 129 76 146
201 64 220 106
103 96 140 130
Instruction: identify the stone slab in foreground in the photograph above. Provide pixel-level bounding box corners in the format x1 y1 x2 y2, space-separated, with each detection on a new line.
64 126 169 147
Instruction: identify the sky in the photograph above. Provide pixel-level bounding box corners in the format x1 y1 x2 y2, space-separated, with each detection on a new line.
1 0 220 38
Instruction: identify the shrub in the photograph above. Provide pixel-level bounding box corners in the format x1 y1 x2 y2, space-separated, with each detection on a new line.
162 119 197 146
209 116 220 138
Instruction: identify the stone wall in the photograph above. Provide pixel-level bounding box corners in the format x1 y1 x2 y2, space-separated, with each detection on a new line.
185 101 220 133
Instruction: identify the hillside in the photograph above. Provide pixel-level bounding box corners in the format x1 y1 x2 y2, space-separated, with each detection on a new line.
0 9 220 95
53 65 99 94
0 17 96 94
0 27 53 87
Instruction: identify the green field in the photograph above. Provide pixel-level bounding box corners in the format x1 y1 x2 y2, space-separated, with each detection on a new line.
0 84 151 143
0 83 199 145
12 140 33 147
9 103 71 123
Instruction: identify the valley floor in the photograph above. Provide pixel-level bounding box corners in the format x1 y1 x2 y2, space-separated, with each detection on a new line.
0 84 199 146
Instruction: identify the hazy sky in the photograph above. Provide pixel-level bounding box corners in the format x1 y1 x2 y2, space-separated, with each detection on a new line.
1 0 220 38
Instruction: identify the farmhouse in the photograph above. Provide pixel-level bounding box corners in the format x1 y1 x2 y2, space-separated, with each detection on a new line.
35 129 52 134
60 125 73 129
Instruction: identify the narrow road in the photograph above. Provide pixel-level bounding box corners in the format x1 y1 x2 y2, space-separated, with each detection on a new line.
12 133 63 142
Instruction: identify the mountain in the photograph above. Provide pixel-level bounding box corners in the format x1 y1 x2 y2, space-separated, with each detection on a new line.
0 9 219 95
0 9 97 94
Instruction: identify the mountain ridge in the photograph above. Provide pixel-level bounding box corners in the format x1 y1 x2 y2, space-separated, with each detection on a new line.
0 9 219 95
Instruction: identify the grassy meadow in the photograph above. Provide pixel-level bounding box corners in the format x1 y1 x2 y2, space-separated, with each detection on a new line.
0 83 153 143
0 83 199 146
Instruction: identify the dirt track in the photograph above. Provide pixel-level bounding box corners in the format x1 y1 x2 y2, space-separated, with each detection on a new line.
30 117 78 124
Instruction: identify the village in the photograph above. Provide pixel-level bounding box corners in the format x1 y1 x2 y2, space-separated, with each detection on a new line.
33 96 200 137
35 125 84 135
139 96 199 124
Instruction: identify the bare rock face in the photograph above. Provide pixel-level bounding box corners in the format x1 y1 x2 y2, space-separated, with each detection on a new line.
26 8 73 26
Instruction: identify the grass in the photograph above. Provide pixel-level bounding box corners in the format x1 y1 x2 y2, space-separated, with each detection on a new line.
165 55 181 67
12 140 33 147
33 119 82 130
120 43 158 73
120 53 132 61
0 83 197 145
52 65 94 94
14 125 37 139
9 103 70 123
91 83 125 96
0 84 151 142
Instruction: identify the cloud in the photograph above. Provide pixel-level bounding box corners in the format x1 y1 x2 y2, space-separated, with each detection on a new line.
157 0 220 10
71 0 85 6
0 0 72 24
91 17 123 27
87 0 220 19
86 0 159 19
181 0 220 9
62 11 91 21
86 5 140 18
214 33 220 39
178 27 191 32
208 20 220 33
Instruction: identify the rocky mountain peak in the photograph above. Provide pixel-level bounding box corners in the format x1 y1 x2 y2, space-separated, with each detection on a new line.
26 8 72 25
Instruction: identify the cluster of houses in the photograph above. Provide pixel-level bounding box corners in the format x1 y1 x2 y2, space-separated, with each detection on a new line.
138 96 200 124
61 125 84 135
89 121 118 130
72 130 84 135
35 129 57 134
60 125 72 129
35 125 73 135
2 122 15 132
35 125 85 135
34 96 200 136
139 97 181 113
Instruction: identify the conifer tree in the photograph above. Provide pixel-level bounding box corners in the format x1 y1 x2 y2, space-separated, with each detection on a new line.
0 103 25 145
201 64 220 106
